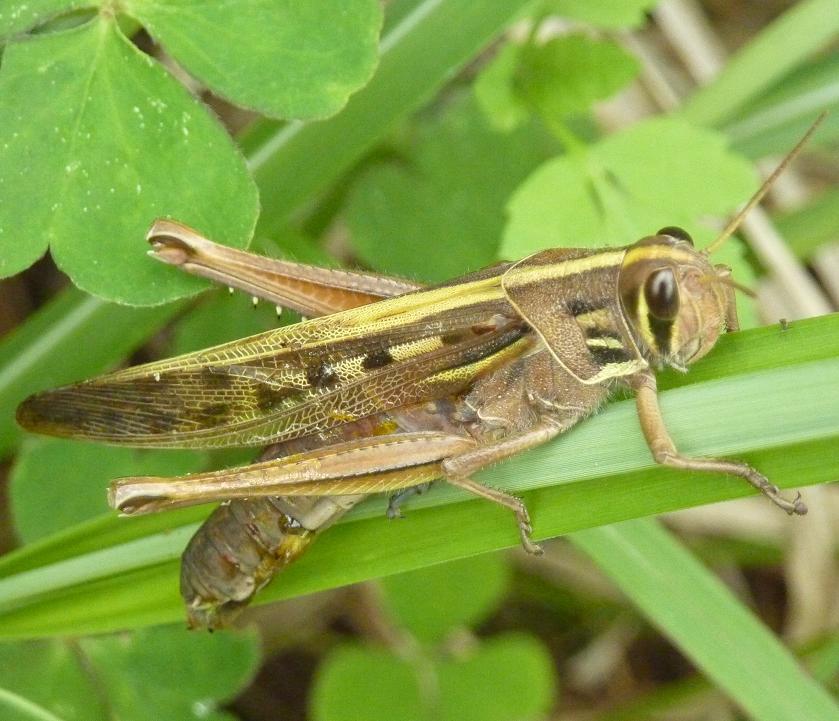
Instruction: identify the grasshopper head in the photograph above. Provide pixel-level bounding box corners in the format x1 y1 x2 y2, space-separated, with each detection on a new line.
618 228 735 371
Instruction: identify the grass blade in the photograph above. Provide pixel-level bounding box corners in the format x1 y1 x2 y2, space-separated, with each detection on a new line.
681 0 839 127
573 519 839 721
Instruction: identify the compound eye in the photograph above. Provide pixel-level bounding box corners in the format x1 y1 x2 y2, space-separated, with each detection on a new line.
657 226 693 245
644 268 680 320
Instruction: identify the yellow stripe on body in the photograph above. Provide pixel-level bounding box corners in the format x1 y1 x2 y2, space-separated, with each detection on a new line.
347 274 505 322
507 251 625 285
622 244 698 267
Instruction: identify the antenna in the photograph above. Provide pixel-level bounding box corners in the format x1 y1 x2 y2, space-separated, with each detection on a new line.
704 111 827 256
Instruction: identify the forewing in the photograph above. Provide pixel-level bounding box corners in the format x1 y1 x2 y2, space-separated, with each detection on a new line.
18 273 529 448
502 248 647 384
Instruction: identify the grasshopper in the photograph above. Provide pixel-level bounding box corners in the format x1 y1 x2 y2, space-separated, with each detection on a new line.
16 119 821 629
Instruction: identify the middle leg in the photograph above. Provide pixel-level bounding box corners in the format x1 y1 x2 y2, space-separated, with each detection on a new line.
441 421 565 555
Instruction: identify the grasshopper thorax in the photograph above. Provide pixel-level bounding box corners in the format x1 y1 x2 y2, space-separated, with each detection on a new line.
618 228 732 372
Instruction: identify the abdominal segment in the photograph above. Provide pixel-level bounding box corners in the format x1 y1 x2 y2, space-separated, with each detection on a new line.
179 408 461 629
180 493 360 629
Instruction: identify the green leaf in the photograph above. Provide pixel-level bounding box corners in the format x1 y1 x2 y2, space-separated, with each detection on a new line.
0 637 107 721
346 96 556 281
0 626 260 721
380 554 510 643
436 634 556 721
474 43 531 132
311 634 555 721
78 626 259 720
594 119 756 218
311 645 426 721
0 314 836 637
120 0 382 120
573 519 839 721
0 0 91 37
516 35 640 120
475 35 639 132
502 118 757 255
10 438 206 543
545 0 660 28
501 150 597 256
809 636 839 688
0 14 258 305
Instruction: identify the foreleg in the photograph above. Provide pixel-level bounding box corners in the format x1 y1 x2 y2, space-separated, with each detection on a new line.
630 371 806 515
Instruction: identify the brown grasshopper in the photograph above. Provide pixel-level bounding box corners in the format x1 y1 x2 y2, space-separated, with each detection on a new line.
16 119 821 629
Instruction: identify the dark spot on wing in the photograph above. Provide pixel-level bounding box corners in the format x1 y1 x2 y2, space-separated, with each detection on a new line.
440 332 466 345
361 349 394 370
101 407 131 428
128 407 182 433
255 383 294 412
193 403 230 427
306 362 338 388
17 393 76 430
200 368 233 389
